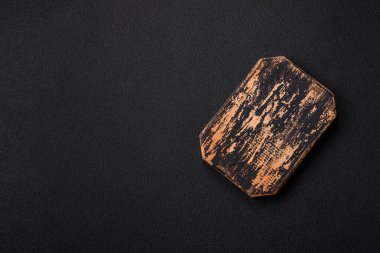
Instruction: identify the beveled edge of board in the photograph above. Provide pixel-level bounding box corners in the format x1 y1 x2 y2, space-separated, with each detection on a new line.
199 56 337 198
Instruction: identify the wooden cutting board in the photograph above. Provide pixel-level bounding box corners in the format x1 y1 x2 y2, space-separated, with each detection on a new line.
199 56 336 197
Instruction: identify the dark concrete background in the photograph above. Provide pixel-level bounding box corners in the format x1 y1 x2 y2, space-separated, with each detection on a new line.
1 0 379 252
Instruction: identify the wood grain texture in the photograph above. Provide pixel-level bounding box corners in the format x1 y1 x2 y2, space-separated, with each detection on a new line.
199 56 336 197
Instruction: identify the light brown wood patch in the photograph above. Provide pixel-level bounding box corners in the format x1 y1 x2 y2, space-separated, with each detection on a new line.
199 56 336 197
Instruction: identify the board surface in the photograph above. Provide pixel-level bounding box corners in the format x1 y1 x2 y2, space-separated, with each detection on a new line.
200 56 336 197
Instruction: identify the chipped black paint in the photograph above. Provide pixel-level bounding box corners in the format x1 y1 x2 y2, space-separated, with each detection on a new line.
200 57 336 197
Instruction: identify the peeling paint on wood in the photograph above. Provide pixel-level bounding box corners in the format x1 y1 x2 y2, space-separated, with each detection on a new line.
199 56 336 197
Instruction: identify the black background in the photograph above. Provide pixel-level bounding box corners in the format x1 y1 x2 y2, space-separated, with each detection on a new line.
1 0 379 252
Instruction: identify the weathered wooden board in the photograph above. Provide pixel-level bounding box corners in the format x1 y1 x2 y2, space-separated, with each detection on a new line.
199 56 336 197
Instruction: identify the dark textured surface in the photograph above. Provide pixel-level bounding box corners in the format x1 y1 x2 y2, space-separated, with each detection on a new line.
200 57 336 197
0 0 379 252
